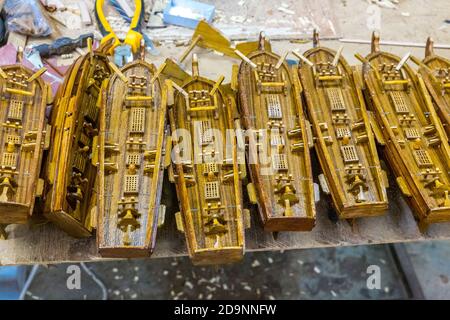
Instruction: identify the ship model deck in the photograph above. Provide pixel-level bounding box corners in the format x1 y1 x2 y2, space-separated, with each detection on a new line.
97 58 167 258
166 55 245 265
299 33 388 219
236 34 316 231
417 37 450 139
45 45 111 237
0 65 49 225
362 33 450 230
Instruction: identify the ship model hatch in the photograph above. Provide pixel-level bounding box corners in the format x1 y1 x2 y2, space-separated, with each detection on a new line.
45 41 112 237
299 31 388 219
236 33 316 231
97 54 167 258
0 65 49 225
166 55 245 265
361 32 450 230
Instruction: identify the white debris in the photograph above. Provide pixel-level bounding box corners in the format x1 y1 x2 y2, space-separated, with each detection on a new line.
114 275 123 280
331 290 338 297
223 283 229 290
112 268 118 273
185 281 194 289
369 0 397 9
278 7 295 15
384 286 390 293
268 257 274 264
268 295 275 300
401 12 410 17
206 293 213 300
198 293 204 299
313 266 321 274
206 286 217 292
251 260 261 267
243 285 252 291
297 260 304 265
134 266 139 271
230 16 246 23
113 290 120 296
133 276 139 283
131 293 138 299
163 270 169 276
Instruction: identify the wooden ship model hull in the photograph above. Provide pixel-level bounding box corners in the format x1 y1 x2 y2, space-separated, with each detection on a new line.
299 39 388 219
0 65 49 225
418 38 450 139
362 33 450 230
44 49 111 237
236 37 316 231
167 56 245 265
97 59 167 258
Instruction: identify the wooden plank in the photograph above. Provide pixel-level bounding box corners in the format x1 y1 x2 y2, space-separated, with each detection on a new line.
2 168 450 266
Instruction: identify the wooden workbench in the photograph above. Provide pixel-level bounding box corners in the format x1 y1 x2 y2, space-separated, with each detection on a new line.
1 0 450 266
2 162 450 266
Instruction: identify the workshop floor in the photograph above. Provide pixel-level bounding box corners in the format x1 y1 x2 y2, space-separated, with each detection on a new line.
14 0 450 300
22 241 450 299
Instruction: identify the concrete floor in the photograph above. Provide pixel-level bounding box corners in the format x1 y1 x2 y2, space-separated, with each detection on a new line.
24 245 407 300
13 0 450 300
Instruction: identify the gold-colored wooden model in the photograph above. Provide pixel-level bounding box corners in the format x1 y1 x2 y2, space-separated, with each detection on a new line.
414 37 450 139
44 41 112 237
166 55 247 265
299 31 388 219
0 64 49 232
235 33 316 231
97 53 167 258
360 32 450 230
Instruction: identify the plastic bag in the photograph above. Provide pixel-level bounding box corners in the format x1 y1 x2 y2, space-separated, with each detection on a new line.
3 0 52 36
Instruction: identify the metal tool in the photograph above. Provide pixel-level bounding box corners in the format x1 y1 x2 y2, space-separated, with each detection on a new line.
32 33 94 58
95 0 145 66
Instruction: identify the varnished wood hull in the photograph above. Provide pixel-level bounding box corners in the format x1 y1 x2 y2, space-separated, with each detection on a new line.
97 60 167 258
0 65 48 224
364 50 450 229
169 71 245 265
300 47 388 219
420 54 450 139
45 51 111 237
237 50 316 231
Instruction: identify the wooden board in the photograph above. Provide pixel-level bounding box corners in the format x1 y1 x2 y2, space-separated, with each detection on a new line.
2 168 450 266
147 0 340 41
